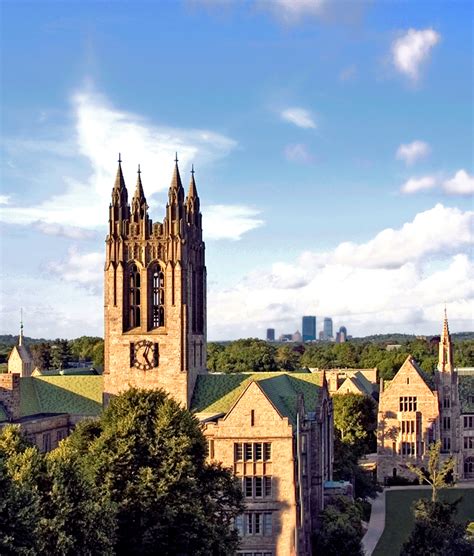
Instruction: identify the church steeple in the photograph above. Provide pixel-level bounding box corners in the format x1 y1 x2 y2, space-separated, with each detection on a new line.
437 308 454 373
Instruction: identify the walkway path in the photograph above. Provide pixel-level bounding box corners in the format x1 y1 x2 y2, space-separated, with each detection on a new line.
361 483 474 556
362 490 385 556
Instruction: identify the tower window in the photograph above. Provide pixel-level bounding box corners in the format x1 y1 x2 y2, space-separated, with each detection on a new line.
151 267 165 328
129 264 141 328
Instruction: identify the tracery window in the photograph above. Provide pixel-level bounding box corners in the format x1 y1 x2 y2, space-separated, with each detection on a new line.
129 263 141 328
151 266 165 328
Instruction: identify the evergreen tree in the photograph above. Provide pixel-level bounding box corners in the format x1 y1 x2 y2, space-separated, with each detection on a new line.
30 342 52 371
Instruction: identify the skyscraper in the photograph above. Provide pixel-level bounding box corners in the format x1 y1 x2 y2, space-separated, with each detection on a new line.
266 328 275 341
323 317 333 340
302 316 316 342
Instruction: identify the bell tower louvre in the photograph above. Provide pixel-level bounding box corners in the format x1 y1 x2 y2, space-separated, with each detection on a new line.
103 155 207 408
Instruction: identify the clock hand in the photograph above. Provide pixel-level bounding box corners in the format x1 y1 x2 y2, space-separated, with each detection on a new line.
143 346 150 365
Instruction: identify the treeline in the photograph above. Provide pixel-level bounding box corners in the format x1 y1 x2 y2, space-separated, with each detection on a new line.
208 338 474 380
0 389 243 555
0 337 104 371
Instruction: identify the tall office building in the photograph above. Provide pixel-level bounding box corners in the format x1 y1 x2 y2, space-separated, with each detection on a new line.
266 328 275 342
302 316 316 342
323 317 333 340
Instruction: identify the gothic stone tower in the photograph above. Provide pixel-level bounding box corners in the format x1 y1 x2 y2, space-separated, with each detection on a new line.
103 156 207 408
436 310 460 455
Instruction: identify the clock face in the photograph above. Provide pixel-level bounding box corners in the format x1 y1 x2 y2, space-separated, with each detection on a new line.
133 340 155 370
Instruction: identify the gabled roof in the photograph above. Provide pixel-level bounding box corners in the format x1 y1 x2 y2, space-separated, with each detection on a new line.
191 372 325 425
9 344 32 363
383 355 435 394
19 376 103 418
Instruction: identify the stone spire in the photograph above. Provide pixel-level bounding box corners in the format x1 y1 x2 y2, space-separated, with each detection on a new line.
168 153 184 201
167 154 185 223
131 164 147 221
111 154 128 207
185 165 200 216
437 308 454 373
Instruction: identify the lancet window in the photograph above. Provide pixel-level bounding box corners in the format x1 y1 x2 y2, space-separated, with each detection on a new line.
129 263 141 328
151 265 165 328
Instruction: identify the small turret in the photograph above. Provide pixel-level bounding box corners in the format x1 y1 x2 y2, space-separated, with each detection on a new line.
185 165 202 228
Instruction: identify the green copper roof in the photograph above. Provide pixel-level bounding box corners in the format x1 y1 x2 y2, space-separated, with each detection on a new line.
20 376 103 418
191 372 325 424
459 375 474 413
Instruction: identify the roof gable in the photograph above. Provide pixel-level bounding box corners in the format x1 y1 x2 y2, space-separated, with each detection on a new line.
191 372 325 425
384 356 434 395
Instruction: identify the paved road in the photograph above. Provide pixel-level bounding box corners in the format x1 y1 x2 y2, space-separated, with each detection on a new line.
362 483 474 556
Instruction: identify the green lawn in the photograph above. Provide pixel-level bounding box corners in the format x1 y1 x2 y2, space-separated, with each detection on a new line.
373 488 474 556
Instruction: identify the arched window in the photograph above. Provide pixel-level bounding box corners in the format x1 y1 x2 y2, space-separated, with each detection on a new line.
465 457 474 478
151 267 165 328
129 263 141 328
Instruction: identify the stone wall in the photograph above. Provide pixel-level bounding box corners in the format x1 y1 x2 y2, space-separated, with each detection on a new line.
0 373 20 420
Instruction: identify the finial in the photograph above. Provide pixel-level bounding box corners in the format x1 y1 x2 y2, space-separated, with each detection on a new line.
138 164 141 175
191 164 195 176
19 308 23 346
175 152 178 164
118 153 122 164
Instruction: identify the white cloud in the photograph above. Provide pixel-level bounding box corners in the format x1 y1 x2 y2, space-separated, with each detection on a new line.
281 107 316 129
401 175 437 194
208 204 474 339
0 195 9 205
0 86 261 240
339 64 357 82
33 220 96 240
256 0 326 23
204 205 264 241
442 169 474 195
46 248 103 293
396 140 430 165
284 143 314 164
391 28 440 81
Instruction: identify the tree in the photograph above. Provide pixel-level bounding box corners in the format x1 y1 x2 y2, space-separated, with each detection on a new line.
332 393 377 455
91 340 104 369
31 342 52 371
0 425 114 556
401 498 473 556
312 496 364 556
208 339 277 373
276 344 301 371
64 388 244 555
406 440 454 502
51 339 71 370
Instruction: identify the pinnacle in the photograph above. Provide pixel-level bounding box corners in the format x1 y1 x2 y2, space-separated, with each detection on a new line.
113 158 126 191
187 165 198 199
133 165 146 203
170 155 183 191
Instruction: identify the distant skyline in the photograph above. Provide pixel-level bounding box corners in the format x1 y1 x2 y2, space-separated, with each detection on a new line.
1 1 473 340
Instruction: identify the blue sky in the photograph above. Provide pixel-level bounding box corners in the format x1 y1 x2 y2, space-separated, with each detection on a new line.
0 0 473 340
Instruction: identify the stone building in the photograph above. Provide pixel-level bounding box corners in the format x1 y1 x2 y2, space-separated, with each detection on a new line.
2 158 334 556
377 312 474 482
309 367 378 399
